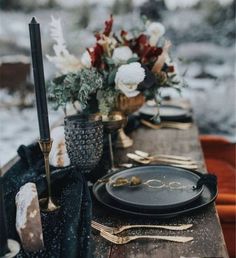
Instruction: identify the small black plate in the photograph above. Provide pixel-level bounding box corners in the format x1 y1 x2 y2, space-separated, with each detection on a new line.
93 170 217 219
105 166 203 209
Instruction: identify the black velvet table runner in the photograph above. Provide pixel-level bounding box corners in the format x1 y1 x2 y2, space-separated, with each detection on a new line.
3 143 92 258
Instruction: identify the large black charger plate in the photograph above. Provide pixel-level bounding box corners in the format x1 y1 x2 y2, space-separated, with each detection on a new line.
139 104 192 122
105 165 203 209
93 169 217 219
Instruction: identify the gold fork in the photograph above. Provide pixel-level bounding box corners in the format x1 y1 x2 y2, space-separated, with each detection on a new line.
134 150 193 161
92 221 193 234
134 150 197 166
127 153 198 170
100 230 193 244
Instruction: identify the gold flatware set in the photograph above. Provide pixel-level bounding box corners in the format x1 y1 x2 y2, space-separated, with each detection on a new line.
127 150 198 170
92 220 192 233
100 230 193 244
92 221 193 244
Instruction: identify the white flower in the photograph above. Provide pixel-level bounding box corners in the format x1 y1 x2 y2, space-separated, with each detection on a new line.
115 62 145 97
112 46 133 64
81 50 92 68
146 22 165 46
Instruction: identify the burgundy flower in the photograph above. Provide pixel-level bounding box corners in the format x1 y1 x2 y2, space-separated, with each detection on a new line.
87 44 104 69
103 15 113 36
129 34 162 64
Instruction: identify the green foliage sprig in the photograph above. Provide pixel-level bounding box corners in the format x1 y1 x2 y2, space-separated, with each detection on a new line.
48 68 103 114
97 89 119 115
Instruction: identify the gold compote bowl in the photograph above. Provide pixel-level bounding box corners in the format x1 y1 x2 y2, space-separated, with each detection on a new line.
102 111 127 172
115 93 145 148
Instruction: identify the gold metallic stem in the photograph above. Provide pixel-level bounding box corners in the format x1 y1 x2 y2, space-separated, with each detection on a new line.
38 140 59 212
108 133 115 172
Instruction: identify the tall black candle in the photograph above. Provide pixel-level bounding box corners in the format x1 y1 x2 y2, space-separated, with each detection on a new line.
29 17 50 141
0 177 9 256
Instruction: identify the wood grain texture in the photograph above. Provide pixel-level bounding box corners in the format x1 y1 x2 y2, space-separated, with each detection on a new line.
92 125 229 258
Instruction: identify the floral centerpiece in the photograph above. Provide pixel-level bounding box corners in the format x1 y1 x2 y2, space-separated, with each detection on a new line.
47 15 181 117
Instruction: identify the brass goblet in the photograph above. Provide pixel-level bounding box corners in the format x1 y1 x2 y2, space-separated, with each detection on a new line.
115 93 145 148
102 112 127 172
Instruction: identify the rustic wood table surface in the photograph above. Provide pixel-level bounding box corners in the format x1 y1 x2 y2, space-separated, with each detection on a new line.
92 125 229 258
1 123 229 258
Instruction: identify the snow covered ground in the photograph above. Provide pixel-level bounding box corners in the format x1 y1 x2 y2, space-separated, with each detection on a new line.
0 98 63 165
0 0 235 165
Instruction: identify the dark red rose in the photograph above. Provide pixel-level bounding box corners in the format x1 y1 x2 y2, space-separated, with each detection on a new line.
129 34 162 64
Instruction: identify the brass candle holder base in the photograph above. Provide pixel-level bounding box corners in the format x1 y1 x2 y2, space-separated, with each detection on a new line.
38 140 60 212
1 239 20 258
116 128 133 148
39 197 59 213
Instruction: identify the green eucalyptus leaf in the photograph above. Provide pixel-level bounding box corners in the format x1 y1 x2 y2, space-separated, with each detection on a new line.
127 56 139 63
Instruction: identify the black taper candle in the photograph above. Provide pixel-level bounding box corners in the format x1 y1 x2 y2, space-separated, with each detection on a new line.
29 17 50 141
0 177 10 256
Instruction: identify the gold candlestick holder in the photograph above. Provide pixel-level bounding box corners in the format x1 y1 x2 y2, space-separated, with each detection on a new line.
38 139 60 212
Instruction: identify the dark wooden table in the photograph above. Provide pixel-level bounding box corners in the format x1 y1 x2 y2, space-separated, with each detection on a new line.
92 125 229 258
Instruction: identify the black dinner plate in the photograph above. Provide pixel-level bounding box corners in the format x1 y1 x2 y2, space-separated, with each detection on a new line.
92 170 217 219
105 165 203 209
139 104 192 122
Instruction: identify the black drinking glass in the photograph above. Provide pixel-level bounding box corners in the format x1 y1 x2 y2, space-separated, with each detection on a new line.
64 114 103 173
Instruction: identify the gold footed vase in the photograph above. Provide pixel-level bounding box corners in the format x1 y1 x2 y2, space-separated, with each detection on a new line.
114 93 145 148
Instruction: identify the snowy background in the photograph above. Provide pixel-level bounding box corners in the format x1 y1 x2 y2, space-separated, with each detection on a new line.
0 0 235 165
